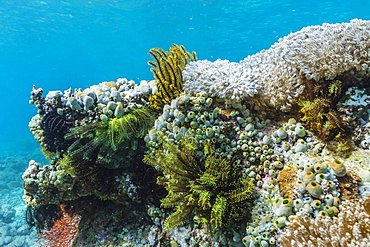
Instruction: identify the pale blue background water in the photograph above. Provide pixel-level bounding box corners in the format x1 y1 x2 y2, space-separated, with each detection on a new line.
0 0 370 154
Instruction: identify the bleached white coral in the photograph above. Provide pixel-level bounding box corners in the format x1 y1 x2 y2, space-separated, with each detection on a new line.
182 59 261 101
183 19 370 111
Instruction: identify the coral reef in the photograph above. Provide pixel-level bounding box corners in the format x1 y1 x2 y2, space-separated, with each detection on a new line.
28 78 153 157
36 210 80 247
25 78 161 245
183 19 370 112
22 21 370 246
182 19 370 150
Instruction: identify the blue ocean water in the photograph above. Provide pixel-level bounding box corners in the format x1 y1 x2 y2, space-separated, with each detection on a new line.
0 0 370 154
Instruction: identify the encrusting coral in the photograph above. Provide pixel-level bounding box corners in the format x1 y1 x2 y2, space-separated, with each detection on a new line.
278 195 370 247
336 171 362 202
183 19 370 112
144 136 254 231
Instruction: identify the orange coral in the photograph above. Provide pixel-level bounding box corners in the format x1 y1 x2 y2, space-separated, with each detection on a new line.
336 171 361 201
37 210 81 247
277 166 298 200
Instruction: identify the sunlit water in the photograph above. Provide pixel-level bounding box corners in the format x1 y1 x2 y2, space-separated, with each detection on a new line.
0 0 369 246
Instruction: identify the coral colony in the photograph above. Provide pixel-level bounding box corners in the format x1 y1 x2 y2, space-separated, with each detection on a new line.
23 20 370 246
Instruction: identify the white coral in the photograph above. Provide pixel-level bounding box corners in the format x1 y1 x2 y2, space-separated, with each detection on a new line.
182 59 261 101
183 19 370 111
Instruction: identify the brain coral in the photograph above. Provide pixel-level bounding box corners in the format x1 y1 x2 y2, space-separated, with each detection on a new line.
183 19 370 111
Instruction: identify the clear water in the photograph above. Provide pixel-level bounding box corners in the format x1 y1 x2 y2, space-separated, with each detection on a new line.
1 0 370 153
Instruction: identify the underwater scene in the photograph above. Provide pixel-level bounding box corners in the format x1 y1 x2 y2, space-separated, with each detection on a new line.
1 0 370 246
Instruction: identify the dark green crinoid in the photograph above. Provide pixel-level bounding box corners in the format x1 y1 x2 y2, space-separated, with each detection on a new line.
40 106 157 204
64 107 154 171
144 137 254 231
66 107 154 158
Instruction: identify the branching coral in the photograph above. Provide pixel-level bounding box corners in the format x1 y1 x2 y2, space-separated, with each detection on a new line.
278 195 370 247
36 210 81 247
148 44 197 110
144 136 254 231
